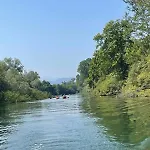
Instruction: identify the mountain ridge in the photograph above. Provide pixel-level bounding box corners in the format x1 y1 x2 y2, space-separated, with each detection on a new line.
50 77 73 84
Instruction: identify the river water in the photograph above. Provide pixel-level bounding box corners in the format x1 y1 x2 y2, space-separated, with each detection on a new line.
0 94 150 150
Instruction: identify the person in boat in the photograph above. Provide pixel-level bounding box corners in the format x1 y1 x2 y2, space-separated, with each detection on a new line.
62 94 67 99
55 96 59 99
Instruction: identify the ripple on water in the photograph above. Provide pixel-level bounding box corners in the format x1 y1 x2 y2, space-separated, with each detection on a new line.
0 95 149 150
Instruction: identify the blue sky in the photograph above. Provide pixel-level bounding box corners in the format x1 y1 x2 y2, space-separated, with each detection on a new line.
0 0 127 80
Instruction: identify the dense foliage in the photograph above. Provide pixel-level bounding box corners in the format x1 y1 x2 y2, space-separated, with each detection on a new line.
76 58 91 90
0 58 77 103
77 0 150 97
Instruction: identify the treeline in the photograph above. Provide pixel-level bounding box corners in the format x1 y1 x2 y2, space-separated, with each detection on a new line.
76 0 150 97
0 58 77 103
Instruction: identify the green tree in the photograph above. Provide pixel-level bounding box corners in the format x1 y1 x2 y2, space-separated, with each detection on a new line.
24 71 40 83
77 58 91 79
76 58 91 88
0 58 53 102
4 58 24 73
88 19 133 88
123 0 150 62
123 0 150 38
0 62 8 101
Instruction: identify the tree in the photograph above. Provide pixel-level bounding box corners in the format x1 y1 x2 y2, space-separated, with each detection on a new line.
123 0 150 38
123 0 150 62
4 58 24 73
88 19 133 88
24 71 40 83
76 58 91 88
0 62 8 100
39 80 53 93
0 57 53 102
77 58 91 79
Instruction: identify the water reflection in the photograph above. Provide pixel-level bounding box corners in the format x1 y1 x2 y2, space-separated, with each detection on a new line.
0 101 43 149
81 95 150 146
0 95 150 150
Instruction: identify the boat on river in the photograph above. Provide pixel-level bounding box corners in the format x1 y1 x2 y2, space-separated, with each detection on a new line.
62 95 67 99
55 96 59 99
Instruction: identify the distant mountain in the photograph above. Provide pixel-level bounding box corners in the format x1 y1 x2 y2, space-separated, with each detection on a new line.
50 77 73 84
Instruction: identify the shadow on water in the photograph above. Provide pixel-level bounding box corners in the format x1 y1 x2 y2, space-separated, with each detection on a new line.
81 95 150 149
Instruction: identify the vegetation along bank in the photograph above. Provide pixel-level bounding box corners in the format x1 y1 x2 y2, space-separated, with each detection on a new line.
0 58 77 103
76 0 150 98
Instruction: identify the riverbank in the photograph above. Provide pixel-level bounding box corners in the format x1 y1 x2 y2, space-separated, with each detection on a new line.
80 56 150 98
81 80 150 99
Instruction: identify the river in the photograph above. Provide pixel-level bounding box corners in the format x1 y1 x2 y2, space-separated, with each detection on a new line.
0 94 150 150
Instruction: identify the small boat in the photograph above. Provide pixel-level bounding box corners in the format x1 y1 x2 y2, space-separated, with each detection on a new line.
55 96 59 99
62 95 67 99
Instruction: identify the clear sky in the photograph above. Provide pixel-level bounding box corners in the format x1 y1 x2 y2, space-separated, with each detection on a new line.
0 0 127 80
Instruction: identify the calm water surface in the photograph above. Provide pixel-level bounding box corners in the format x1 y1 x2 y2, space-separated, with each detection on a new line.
0 94 150 150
